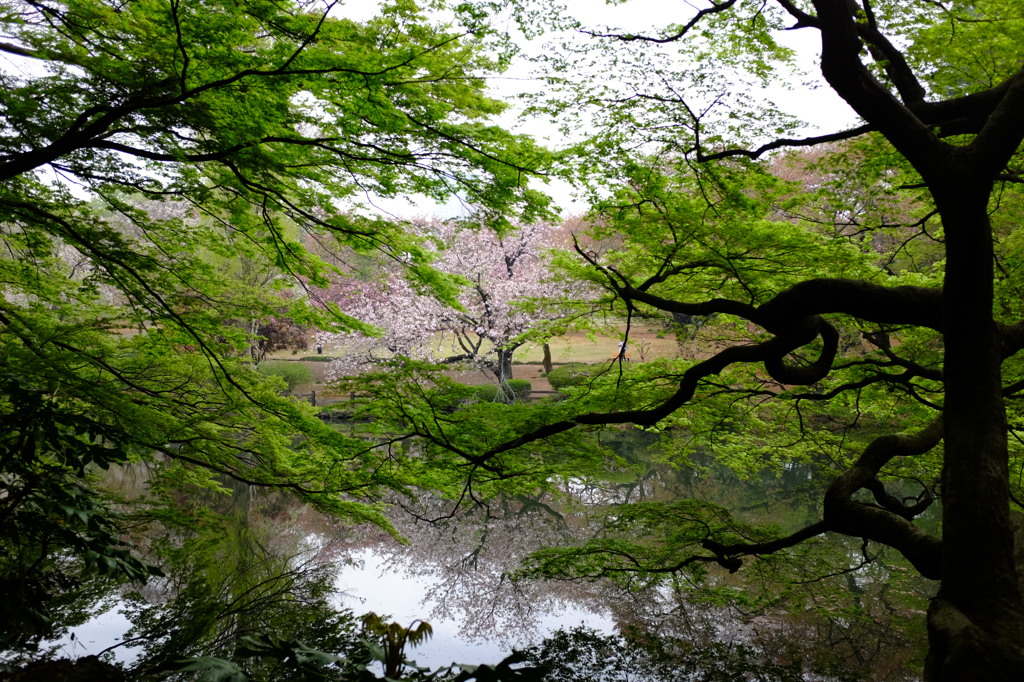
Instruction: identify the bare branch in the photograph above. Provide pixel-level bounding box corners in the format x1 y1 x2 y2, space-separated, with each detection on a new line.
697 124 874 162
581 0 739 44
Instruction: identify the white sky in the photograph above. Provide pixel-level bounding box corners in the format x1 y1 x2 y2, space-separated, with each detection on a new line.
499 0 858 133
375 0 860 218
0 1 859 217
334 548 614 668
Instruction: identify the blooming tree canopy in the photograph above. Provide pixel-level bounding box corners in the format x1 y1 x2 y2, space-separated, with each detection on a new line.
317 220 589 387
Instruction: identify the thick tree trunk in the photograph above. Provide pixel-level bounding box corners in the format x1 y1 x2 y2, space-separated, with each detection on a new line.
497 347 514 384
542 343 553 374
494 347 519 403
925 180 1024 680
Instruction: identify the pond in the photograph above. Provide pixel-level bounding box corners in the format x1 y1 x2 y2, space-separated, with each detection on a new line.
37 433 933 680
58 541 615 670
332 548 614 668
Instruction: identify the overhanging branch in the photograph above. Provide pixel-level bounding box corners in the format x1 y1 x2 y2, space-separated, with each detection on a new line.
824 417 943 578
696 124 874 162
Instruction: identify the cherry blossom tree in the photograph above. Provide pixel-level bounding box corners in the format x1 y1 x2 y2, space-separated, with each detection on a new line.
316 220 589 391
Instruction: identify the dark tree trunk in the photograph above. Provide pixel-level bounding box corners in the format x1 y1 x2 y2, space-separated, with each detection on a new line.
807 1 1024 673
925 180 1024 680
493 346 520 403
542 342 553 374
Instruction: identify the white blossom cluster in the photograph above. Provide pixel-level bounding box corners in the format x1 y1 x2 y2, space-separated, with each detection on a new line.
316 220 590 382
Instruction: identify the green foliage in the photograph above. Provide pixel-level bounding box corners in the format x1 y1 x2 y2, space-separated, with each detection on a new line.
257 360 314 392
334 363 613 501
360 613 434 679
470 379 532 403
0 378 162 653
0 0 552 482
0 0 552 657
545 363 601 390
6 0 1024 676
517 626 808 682
903 0 1024 96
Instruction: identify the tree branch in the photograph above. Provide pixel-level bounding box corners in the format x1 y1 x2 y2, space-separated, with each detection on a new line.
696 124 874 161
810 0 940 171
823 417 943 578
581 0 738 44
702 520 830 573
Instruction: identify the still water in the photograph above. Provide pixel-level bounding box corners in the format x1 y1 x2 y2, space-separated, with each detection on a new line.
51 440 931 679
62 542 614 668
334 548 614 667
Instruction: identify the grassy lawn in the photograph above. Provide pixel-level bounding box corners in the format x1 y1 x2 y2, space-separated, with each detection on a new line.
321 323 680 365
514 325 679 364
269 324 682 395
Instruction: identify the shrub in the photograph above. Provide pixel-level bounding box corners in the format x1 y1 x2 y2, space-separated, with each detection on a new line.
506 379 532 401
471 379 532 403
472 383 500 402
546 363 601 390
258 360 314 391
426 380 533 409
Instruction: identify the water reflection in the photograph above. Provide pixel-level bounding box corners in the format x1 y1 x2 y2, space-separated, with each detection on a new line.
41 433 932 680
334 548 613 668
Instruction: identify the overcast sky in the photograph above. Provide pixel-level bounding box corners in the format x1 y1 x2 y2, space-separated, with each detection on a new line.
0 0 860 219
374 0 860 218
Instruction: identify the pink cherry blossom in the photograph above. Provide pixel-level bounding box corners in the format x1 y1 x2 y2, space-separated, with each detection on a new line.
315 219 593 385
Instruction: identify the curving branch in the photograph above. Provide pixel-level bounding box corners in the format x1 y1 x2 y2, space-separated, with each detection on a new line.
468 268 947 466
702 520 830 573
617 276 944 332
581 0 738 44
763 316 838 385
823 417 943 578
696 124 874 162
912 78 1015 137
971 64 1024 181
